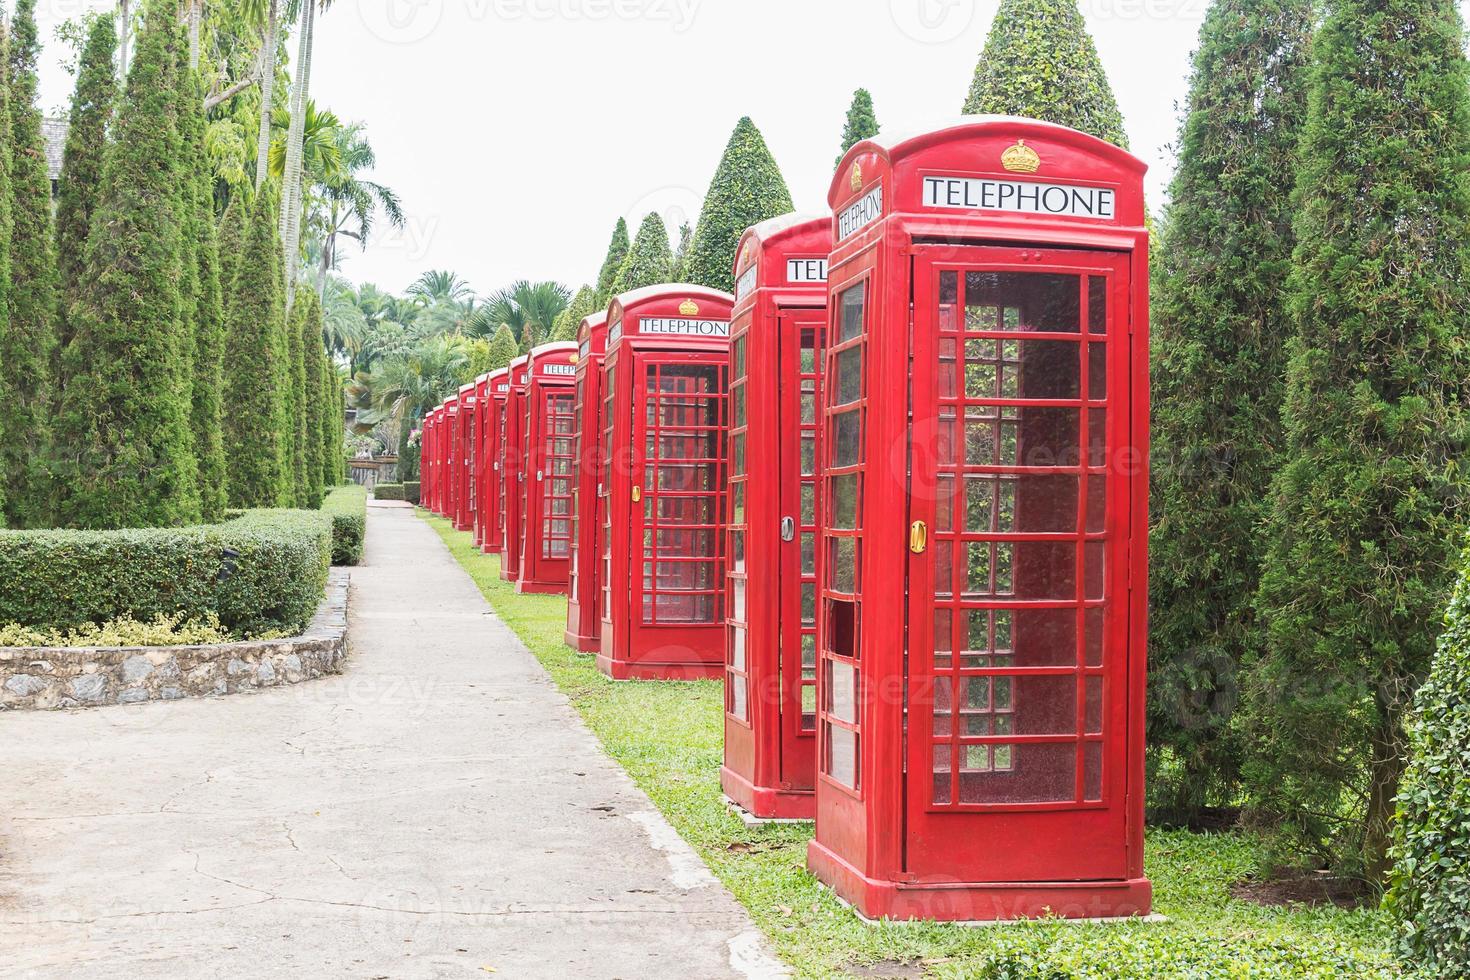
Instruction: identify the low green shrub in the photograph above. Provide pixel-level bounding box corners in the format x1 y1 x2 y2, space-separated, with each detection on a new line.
322 484 366 565
0 509 331 637
0 613 239 648
403 481 421 505
374 482 405 501
1386 543 1470 976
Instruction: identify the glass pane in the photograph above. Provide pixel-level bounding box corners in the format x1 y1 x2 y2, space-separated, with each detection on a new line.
839 282 866 343
828 725 858 788
1088 276 1107 333
829 474 859 529
828 659 858 723
1088 343 1107 400
834 347 863 406
1084 742 1104 800
731 625 746 670
731 674 748 721
966 272 1081 333
833 411 862 468
959 743 1075 804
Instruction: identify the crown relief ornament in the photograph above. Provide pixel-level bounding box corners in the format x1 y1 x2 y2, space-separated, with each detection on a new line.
679 299 700 316
1001 140 1041 174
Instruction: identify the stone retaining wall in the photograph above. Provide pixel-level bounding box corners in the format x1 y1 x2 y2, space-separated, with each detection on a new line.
0 569 350 711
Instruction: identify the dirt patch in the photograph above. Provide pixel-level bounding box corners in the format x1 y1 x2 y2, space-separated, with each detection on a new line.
1230 871 1373 909
845 960 927 979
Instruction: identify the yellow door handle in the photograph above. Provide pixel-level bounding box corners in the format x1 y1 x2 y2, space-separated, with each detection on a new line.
910 521 927 554
632 486 642 502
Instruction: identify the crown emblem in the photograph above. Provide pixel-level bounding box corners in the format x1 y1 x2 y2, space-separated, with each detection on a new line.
849 162 863 192
569 353 579 365
1001 140 1041 174
739 240 755 268
679 299 700 316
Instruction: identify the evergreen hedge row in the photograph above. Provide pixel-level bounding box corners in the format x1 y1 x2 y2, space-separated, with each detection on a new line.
322 484 366 566
0 509 331 637
373 483 406 501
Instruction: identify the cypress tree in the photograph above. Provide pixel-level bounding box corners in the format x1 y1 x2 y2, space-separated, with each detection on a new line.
287 278 309 505
671 222 692 281
223 189 291 508
836 88 879 166
330 365 346 483
1146 0 1312 822
0 19 13 527
550 285 595 342
1250 0 1470 880
2 0 59 525
180 52 226 522
683 117 793 293
486 323 518 370
611 213 675 295
593 217 629 305
961 0 1129 148
52 2 197 529
318 349 337 490
301 289 326 508
217 196 246 294
54 14 116 368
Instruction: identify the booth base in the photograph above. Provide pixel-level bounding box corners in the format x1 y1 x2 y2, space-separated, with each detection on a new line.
807 840 1152 923
721 767 815 821
594 654 723 681
516 579 567 596
563 628 599 653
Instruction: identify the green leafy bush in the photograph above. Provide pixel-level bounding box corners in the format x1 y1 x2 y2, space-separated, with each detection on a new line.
1386 542 1470 975
0 612 236 648
322 484 366 565
373 483 405 501
403 481 420 505
0 509 330 637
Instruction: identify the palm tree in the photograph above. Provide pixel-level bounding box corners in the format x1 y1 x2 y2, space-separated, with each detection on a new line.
362 334 472 454
470 280 571 350
320 275 368 361
408 270 474 306
251 0 284 190
308 121 403 298
280 0 335 308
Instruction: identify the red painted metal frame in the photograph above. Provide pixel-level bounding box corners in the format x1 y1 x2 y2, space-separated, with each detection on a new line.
515 342 580 594
471 374 491 547
596 284 735 681
564 311 610 650
444 396 462 523
498 355 531 581
454 382 476 531
722 214 832 821
422 408 438 513
476 368 511 554
806 117 1151 922
429 405 446 514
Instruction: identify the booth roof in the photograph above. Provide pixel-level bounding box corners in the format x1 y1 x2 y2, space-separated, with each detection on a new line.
529 340 579 360
745 211 829 241
581 310 608 329
843 114 1145 172
611 282 735 310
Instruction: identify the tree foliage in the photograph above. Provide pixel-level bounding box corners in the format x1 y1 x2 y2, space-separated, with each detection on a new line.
593 217 629 305
287 272 310 505
486 323 518 371
961 0 1129 148
223 188 291 509
611 213 674 295
551 285 595 342
2 0 59 525
52 4 198 529
683 117 793 293
300 289 327 508
837 87 879 166
0 19 12 527
1147 0 1312 821
1250 0 1470 880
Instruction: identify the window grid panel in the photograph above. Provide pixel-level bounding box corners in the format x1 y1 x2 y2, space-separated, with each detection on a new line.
726 317 751 719
798 326 822 733
541 391 576 560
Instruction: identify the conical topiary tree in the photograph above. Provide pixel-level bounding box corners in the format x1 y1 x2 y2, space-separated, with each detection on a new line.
551 285 595 342
319 350 338 489
683 117 794 293
223 188 291 509
670 222 692 281
54 14 116 365
287 276 310 505
0 19 13 527
52 2 198 529
836 88 879 166
486 322 518 371
1250 0 1470 881
611 213 674 295
593 217 629 305
2 0 59 525
1146 0 1312 823
301 289 327 508
962 0 1129 148
1385 540 1470 976
178 47 226 522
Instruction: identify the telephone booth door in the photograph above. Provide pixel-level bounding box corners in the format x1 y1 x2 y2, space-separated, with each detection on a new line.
517 345 578 594
565 314 609 651
482 378 509 554
499 360 529 580
445 403 461 521
456 387 477 531
627 354 727 668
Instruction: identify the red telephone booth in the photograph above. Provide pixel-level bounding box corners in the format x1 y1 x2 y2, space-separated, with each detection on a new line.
498 355 531 581
422 408 438 512
430 405 447 514
470 373 490 546
514 342 579 594
597 285 735 680
444 395 462 521
564 311 610 650
806 118 1151 921
475 368 510 553
454 382 477 531
722 214 832 820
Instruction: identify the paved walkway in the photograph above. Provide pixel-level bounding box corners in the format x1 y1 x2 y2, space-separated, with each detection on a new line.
0 503 784 979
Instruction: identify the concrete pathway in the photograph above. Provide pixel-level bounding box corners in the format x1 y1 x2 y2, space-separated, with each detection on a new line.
0 503 784 979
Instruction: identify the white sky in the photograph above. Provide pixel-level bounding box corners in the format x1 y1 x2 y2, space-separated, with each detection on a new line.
36 0 1240 296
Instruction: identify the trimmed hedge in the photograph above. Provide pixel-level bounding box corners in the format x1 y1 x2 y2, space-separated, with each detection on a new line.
403 481 420 505
322 484 366 565
0 509 331 637
374 483 405 501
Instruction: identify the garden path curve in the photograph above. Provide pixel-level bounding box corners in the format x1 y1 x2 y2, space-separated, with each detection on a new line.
0 502 784 979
